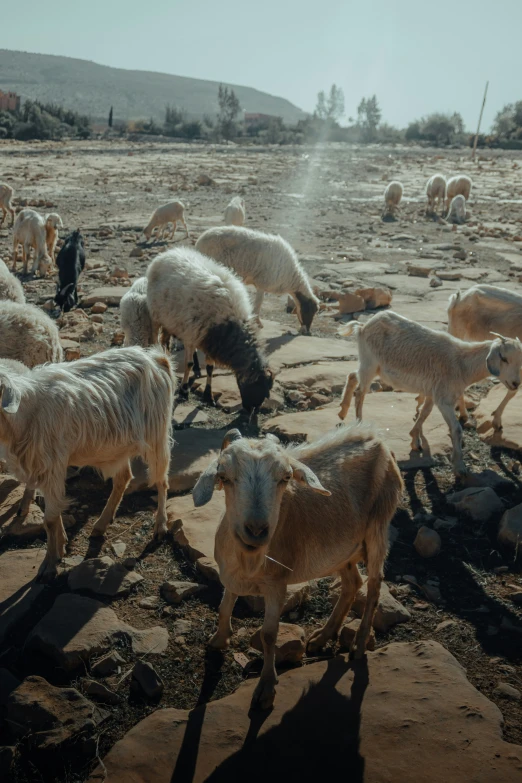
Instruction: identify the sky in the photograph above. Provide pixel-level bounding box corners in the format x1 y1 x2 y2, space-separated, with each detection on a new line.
1 0 521 131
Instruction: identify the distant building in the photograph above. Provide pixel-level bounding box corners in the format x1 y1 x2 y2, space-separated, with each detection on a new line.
244 112 278 127
0 91 20 112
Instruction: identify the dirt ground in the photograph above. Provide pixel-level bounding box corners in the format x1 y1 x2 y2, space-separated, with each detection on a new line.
1 139 522 782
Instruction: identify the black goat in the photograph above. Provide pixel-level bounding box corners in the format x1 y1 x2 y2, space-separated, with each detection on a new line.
54 230 85 312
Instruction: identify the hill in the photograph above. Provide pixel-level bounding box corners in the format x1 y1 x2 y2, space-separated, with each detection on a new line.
0 49 306 124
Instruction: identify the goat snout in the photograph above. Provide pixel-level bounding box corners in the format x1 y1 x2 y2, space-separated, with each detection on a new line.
242 519 269 546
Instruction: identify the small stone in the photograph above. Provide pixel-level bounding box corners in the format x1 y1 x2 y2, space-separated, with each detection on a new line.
250 623 305 663
84 679 121 705
354 286 392 309
129 247 144 258
493 682 521 701
90 651 126 677
195 556 220 581
332 291 366 314
453 249 467 261
132 660 163 699
68 556 143 596
197 173 214 186
90 301 108 314
339 619 376 651
421 583 442 603
112 330 125 345
508 591 522 605
309 392 332 408
414 526 442 558
446 487 503 522
498 504 522 547
90 314 104 324
408 265 432 278
435 619 457 632
139 596 160 610
430 276 442 288
172 619 192 636
111 541 126 558
161 580 203 605
113 266 130 277
433 517 457 531
122 557 137 570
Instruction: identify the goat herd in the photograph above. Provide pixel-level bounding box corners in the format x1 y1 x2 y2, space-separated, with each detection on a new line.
0 171 520 710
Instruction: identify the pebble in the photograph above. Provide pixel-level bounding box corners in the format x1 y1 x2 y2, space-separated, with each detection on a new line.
139 596 160 610
508 590 522 605
414 526 441 558
132 660 163 699
161 580 203 605
90 651 126 677
435 619 457 632
84 679 121 705
493 682 521 701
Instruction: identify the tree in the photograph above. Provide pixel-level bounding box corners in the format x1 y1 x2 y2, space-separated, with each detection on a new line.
314 84 345 123
217 84 241 140
493 101 522 139
357 95 381 141
108 106 113 128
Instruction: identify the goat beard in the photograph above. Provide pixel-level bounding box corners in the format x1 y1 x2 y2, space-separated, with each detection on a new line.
236 544 266 579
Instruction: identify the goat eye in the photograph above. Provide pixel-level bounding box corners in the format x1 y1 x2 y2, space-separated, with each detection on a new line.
280 474 292 483
500 355 508 363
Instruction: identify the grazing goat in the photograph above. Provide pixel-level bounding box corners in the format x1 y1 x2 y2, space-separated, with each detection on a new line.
143 201 188 241
383 181 403 219
12 209 52 276
193 426 402 710
445 175 471 211
0 301 63 366
426 174 446 214
0 183 15 227
0 347 175 580
224 196 245 226
447 194 467 224
196 226 319 333
120 277 155 347
0 258 25 304
55 230 85 312
45 213 63 262
147 246 273 411
449 285 522 430
338 311 522 475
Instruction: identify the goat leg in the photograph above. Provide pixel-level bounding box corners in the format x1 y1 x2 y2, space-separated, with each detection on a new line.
251 585 286 711
209 588 237 650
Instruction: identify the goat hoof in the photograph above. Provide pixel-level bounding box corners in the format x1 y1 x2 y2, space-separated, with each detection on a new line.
306 629 329 654
250 680 276 711
202 390 217 407
208 632 229 650
349 644 366 661
36 560 58 583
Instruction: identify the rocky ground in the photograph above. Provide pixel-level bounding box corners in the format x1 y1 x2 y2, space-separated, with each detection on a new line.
0 139 521 782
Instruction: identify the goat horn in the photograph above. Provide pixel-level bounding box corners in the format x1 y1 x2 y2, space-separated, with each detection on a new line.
221 429 242 450
490 331 507 343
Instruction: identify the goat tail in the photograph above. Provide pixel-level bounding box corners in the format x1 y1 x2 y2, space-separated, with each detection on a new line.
337 320 362 338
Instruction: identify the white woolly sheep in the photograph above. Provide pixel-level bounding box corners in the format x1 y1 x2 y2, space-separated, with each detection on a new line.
338 310 522 475
0 259 25 304
0 183 15 227
0 346 175 580
12 209 52 276
445 175 472 211
449 285 522 430
193 425 403 710
426 174 446 214
0 301 63 366
143 201 188 241
224 196 245 226
120 276 155 347
195 226 319 333
146 246 273 411
447 194 467 224
45 213 63 262
383 181 403 219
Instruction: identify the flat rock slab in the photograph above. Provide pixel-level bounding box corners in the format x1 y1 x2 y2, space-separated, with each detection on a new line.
68 556 143 596
266 335 353 372
89 640 522 783
277 361 358 395
80 287 129 307
0 549 46 645
27 593 168 670
173 403 209 427
0 475 44 540
128 428 225 494
263 395 452 469
475 385 522 450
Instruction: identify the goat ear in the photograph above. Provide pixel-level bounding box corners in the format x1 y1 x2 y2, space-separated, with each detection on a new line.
221 429 242 450
0 379 21 414
487 344 501 377
192 459 220 506
290 459 331 496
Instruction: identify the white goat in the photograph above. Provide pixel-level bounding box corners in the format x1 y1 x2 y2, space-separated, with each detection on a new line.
12 209 52 276
0 301 63 367
224 196 245 226
338 310 522 475
146 246 273 411
143 201 188 241
445 175 472 211
0 346 175 580
193 426 403 710
120 277 155 347
426 174 446 214
195 226 319 333
0 259 25 304
383 181 403 219
0 183 15 227
45 213 63 262
449 285 522 430
447 194 467 224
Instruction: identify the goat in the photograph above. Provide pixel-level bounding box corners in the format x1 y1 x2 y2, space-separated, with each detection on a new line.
196 226 319 333
143 201 188 241
0 258 25 304
447 194 467 224
193 426 402 710
224 196 245 226
0 183 15 227
382 181 403 219
12 209 52 277
45 213 63 262
54 229 85 312
338 310 522 475
445 175 471 212
0 301 63 366
0 346 175 580
426 174 446 214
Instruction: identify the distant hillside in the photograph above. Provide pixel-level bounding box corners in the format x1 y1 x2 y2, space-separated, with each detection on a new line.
0 50 306 124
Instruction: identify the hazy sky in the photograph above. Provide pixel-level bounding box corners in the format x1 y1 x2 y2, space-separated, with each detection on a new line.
2 0 521 130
